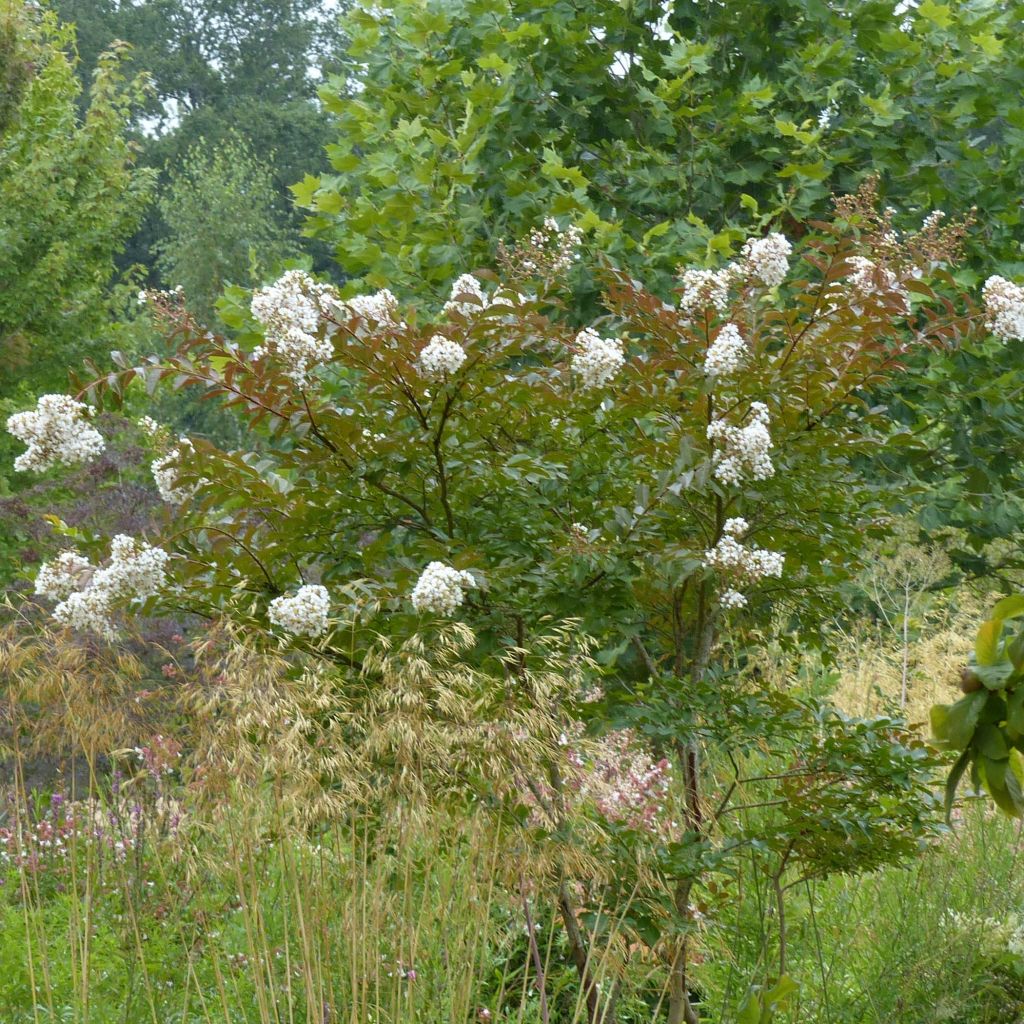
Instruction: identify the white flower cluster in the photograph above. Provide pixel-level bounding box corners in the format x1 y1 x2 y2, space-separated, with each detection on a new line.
846 256 907 305
707 402 774 485
572 328 625 389
418 335 467 380
411 561 475 615
7 394 105 473
443 274 487 316
251 270 338 383
677 233 791 320
703 518 783 608
526 217 583 275
138 415 161 439
341 288 401 325
678 267 734 318
740 233 792 288
268 584 331 638
982 275 1024 342
151 439 197 505
34 551 92 601
703 322 748 378
38 535 169 640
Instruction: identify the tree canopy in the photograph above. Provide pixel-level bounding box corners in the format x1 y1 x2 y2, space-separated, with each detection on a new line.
0 2 153 402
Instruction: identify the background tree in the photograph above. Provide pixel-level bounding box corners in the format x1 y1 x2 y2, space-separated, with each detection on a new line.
52 0 347 279
156 135 299 318
0 1 153 411
304 0 1024 296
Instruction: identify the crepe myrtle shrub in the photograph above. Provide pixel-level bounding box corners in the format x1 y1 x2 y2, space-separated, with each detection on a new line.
11 186 988 1022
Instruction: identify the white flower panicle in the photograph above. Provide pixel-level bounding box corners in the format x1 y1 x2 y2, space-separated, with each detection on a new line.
7 394 105 473
846 256 907 304
418 335 467 380
442 273 522 317
42 535 169 640
34 552 93 601
703 323 748 378
93 535 170 601
677 267 735 318
982 276 1024 342
340 288 401 325
411 561 475 615
572 328 625 390
740 233 792 289
707 402 774 485
443 274 488 316
526 217 583 275
53 590 119 640
151 439 197 505
251 270 338 383
137 416 161 439
703 517 783 607
268 584 331 638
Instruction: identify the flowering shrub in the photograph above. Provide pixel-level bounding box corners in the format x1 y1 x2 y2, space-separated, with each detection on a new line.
8 181 994 1023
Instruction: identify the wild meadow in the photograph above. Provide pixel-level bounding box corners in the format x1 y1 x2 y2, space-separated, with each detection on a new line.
4 1 1024 1021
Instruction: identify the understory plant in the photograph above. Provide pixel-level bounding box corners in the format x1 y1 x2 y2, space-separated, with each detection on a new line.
8 181 1016 1022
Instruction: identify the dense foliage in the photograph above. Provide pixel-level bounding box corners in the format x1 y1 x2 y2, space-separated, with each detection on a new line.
0 3 152 401
9 184 992 1021
302 0 1024 582
305 0 1024 299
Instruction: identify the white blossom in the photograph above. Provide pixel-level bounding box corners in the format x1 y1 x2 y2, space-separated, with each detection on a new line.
411 561 475 615
703 323 748 378
92 535 170 601
418 335 467 380
443 273 523 316
7 394 105 473
137 416 161 439
53 589 118 641
707 402 774 484
846 255 907 305
678 267 735 318
703 519 783 607
43 535 169 639
740 233 792 288
443 274 488 316
34 552 93 601
151 439 199 505
525 217 583 274
340 288 401 325
268 584 331 638
251 270 338 383
572 328 625 389
982 275 1024 342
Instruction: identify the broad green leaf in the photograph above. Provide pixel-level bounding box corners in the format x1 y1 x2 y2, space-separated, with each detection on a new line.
992 595 1024 622
931 690 985 749
918 0 954 28
975 619 1002 665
